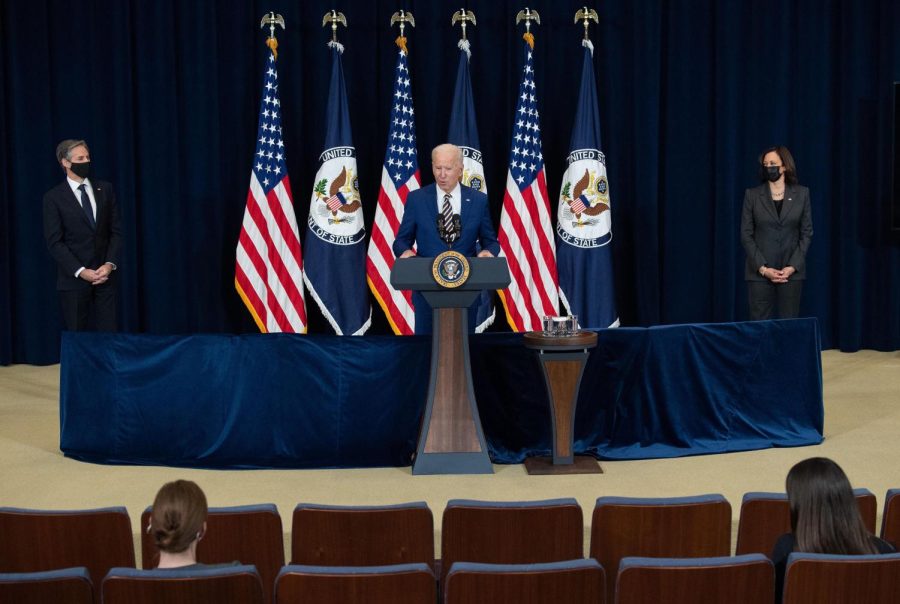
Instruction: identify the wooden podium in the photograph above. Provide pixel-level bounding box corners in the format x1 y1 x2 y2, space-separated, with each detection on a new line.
391 257 510 475
523 330 602 475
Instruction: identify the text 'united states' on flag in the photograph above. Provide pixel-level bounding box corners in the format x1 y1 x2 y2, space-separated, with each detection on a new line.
303 41 372 336
366 35 419 335
556 40 619 329
235 34 307 333
497 32 559 332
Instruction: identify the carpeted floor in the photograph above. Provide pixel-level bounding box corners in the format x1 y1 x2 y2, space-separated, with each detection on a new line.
1 350 898 565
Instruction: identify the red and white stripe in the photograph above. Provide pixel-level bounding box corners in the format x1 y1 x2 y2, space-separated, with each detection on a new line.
235 172 307 333
366 168 419 335
498 168 559 332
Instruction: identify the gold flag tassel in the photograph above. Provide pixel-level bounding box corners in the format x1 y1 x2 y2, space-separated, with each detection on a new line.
523 31 534 49
266 36 279 60
395 35 407 53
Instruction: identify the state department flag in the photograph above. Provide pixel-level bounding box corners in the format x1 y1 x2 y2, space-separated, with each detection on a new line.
447 40 494 333
556 42 618 328
304 43 371 335
235 42 307 333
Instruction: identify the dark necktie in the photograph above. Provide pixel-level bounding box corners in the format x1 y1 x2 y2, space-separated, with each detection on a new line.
79 184 96 229
442 193 453 236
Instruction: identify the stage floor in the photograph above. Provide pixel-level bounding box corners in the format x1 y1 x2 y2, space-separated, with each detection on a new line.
1 350 898 563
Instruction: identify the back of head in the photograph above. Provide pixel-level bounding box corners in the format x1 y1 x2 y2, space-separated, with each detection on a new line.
786 457 876 555
150 480 208 554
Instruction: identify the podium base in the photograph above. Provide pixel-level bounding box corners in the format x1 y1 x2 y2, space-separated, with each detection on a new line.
523 455 603 475
412 451 493 475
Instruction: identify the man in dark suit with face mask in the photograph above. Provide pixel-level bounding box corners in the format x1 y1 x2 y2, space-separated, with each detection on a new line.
43 139 122 331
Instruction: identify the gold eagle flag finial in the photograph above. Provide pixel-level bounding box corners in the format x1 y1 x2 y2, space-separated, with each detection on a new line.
322 10 347 44
515 8 541 33
390 9 415 53
574 7 599 40
451 8 476 41
259 12 285 59
515 8 541 49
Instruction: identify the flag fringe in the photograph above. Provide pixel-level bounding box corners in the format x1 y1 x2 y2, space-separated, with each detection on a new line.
582 38 594 56
457 38 471 60
327 40 345 54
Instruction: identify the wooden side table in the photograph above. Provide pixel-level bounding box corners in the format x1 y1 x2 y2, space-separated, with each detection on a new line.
522 330 602 475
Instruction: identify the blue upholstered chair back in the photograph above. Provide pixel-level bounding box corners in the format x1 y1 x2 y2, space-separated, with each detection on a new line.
881 488 900 547
0 506 134 604
782 552 900 604
590 494 731 604
440 498 584 583
443 559 605 604
616 554 774 604
0 566 93 604
291 501 434 569
275 562 435 604
101 564 265 604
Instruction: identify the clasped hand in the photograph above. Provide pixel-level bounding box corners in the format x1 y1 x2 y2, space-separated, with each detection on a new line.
764 266 795 283
80 264 112 285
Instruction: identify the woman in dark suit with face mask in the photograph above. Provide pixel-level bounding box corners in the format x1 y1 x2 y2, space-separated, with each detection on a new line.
740 145 813 320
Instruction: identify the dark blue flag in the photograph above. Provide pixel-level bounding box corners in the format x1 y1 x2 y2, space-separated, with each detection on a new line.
447 42 495 332
304 44 371 335
555 43 618 328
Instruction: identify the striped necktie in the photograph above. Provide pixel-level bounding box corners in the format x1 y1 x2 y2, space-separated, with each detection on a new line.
442 193 452 236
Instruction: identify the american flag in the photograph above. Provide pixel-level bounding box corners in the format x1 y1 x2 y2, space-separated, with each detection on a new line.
235 49 307 333
366 43 419 335
497 36 559 332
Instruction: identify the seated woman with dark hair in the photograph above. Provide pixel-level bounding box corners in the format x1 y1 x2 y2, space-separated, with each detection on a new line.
148 479 238 569
773 457 894 602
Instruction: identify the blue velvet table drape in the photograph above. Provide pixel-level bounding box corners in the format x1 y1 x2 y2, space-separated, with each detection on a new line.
59 318 823 469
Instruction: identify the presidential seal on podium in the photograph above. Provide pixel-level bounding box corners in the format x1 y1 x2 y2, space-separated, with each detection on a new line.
432 250 470 289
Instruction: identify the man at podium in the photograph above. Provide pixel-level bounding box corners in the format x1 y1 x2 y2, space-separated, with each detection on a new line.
393 143 500 334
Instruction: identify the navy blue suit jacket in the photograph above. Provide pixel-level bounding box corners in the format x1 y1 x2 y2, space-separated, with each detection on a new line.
392 183 500 258
43 179 122 291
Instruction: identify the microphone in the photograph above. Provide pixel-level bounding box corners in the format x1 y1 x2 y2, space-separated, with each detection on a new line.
436 214 447 243
449 214 461 243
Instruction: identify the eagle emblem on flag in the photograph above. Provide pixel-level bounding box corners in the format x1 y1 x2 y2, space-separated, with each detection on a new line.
314 165 361 222
557 151 612 248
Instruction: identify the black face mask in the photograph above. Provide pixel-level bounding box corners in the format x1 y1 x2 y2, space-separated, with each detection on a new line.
765 166 782 182
70 161 91 179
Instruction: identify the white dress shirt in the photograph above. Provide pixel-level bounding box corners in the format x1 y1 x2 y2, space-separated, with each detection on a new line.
435 183 462 215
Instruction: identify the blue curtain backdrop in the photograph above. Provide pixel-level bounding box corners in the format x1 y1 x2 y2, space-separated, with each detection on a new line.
1 0 899 365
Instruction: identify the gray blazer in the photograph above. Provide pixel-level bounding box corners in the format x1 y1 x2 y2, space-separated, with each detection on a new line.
740 183 813 281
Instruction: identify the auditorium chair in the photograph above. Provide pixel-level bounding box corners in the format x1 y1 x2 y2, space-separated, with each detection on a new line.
0 506 134 604
880 488 900 547
781 552 900 603
615 554 774 604
274 563 436 604
589 494 731 604
101 564 265 604
440 498 583 584
140 503 283 604
290 502 434 570
442 559 605 604
0 566 93 604
735 488 877 556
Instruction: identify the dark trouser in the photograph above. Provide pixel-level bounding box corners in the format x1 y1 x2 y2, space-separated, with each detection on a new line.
748 280 803 321
59 280 117 331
